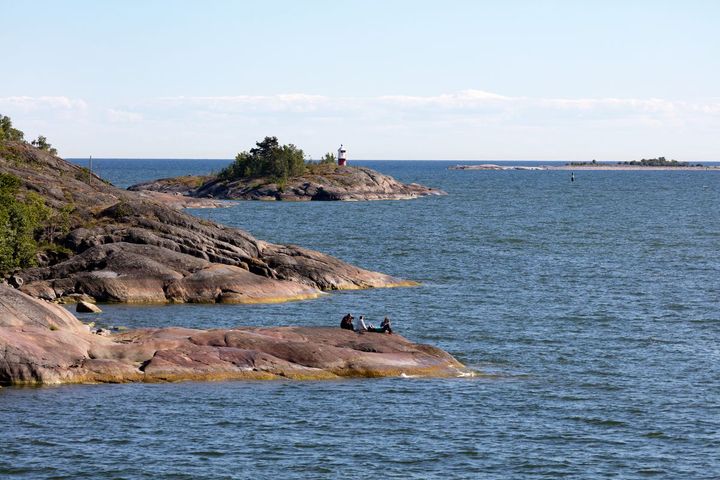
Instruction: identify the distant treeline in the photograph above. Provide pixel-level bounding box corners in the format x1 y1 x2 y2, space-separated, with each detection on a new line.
621 157 703 167
568 157 704 167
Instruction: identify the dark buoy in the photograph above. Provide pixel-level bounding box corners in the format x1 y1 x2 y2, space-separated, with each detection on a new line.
571 172 575 182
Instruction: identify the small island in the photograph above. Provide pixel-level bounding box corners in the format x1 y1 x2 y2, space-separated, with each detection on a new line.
566 157 708 169
449 157 718 172
130 136 446 202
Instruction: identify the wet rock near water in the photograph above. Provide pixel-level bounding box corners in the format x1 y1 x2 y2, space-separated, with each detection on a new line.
0 285 467 385
76 301 102 313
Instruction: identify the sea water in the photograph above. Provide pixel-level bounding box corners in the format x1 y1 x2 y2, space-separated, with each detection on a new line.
1 160 718 479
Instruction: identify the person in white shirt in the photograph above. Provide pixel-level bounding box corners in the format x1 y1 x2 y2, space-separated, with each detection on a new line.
356 315 368 332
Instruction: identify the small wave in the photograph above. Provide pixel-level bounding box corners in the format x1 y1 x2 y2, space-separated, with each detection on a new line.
190 450 226 457
569 416 627 427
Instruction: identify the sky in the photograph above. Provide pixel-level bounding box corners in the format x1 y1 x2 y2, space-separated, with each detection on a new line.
1 0 719 160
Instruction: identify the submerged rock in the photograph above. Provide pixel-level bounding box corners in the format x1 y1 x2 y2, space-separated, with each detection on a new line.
0 285 467 385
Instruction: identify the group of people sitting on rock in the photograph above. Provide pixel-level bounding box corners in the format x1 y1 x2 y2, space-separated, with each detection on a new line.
340 313 393 334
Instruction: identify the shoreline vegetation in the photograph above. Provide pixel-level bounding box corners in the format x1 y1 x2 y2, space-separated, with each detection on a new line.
130 136 446 202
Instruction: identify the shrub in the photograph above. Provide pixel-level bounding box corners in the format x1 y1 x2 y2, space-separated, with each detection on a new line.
31 135 58 155
320 152 336 164
0 173 47 273
218 136 306 182
0 115 24 142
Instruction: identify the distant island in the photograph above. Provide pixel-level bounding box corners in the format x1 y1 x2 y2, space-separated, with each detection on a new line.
131 136 446 202
449 157 718 172
567 157 705 168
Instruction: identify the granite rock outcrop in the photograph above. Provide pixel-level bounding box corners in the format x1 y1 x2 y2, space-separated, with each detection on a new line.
0 142 411 304
0 285 466 385
129 165 446 201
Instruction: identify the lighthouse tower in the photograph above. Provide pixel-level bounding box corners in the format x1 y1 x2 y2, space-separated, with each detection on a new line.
337 144 347 166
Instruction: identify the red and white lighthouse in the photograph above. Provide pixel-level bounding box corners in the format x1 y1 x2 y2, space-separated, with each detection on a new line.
337 144 347 166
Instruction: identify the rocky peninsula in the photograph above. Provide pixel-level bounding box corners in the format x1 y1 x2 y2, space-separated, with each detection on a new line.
0 284 467 385
0 141 413 305
130 165 446 202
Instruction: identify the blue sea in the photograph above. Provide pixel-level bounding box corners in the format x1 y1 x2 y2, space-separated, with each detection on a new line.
2 159 719 479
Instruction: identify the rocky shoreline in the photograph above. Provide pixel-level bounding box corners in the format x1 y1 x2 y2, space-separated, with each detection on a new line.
129 165 447 202
2 142 414 305
0 141 462 387
0 285 467 385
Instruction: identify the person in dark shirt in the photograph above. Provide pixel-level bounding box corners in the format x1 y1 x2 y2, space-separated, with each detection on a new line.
340 313 355 331
366 316 393 334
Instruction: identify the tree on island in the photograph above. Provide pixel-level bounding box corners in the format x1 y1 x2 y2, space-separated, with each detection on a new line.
0 114 25 142
320 152 336 164
218 136 307 183
624 156 693 167
31 135 58 155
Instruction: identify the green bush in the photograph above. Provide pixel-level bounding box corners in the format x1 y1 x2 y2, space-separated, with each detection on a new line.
0 173 49 273
31 135 58 155
0 114 24 142
320 152 336 164
219 136 307 182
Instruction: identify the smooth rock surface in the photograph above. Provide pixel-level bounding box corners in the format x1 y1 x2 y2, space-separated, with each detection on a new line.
129 165 447 201
76 301 102 313
0 285 467 385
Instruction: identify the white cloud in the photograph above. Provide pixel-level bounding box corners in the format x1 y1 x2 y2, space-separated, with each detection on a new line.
159 94 335 113
153 90 720 122
107 108 143 123
0 96 88 112
3 91 720 159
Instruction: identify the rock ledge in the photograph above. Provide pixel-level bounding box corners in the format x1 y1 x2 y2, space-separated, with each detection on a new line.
0 285 467 386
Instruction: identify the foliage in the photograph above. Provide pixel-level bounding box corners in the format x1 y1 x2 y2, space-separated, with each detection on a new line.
622 157 698 167
110 201 133 219
31 135 58 155
0 171 74 274
218 136 307 182
320 152 336 164
0 173 49 273
0 114 24 142
568 157 704 168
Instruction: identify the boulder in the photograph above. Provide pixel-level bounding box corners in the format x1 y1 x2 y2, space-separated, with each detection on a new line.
76 301 102 313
